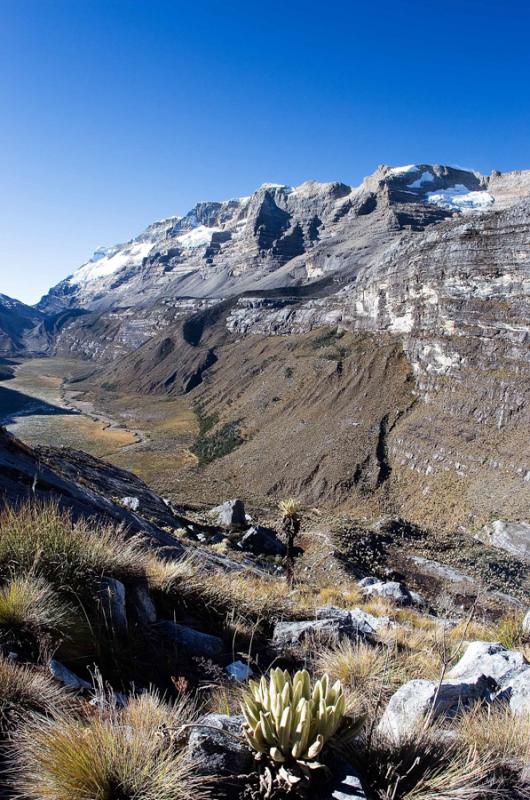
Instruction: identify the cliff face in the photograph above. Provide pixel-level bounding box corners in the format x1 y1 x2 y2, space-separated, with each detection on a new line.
3 163 529 533
0 295 49 356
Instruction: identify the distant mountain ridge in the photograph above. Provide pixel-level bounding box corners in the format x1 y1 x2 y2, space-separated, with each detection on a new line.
36 163 530 316
1 162 528 536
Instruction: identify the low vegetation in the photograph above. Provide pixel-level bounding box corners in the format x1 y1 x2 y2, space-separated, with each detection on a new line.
12 690 207 800
0 500 529 799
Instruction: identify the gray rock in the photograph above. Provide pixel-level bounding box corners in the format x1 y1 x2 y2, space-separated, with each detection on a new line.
49 659 91 690
121 496 140 511
315 605 391 635
357 576 381 588
272 618 345 649
272 607 388 649
186 713 253 777
330 759 367 799
507 668 530 714
477 520 530 558
237 526 286 556
97 577 128 635
156 621 223 658
129 584 157 625
225 660 253 682
378 674 496 742
409 590 427 609
407 556 475 587
210 499 247 529
362 581 412 606
447 641 527 684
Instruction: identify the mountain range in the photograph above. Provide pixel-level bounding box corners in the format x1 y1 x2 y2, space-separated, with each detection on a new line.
1 162 529 535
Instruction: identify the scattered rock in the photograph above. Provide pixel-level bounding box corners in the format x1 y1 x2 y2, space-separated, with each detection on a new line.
237 526 286 556
409 590 427 609
210 499 246 529
97 577 128 635
225 660 253 682
272 607 390 649
357 576 380 588
272 619 345 649
328 757 367 799
477 520 530 558
129 584 157 625
506 668 530 714
315 605 391 635
378 674 497 742
186 713 253 777
156 621 224 658
121 496 140 511
49 659 91 690
447 641 527 684
362 581 412 606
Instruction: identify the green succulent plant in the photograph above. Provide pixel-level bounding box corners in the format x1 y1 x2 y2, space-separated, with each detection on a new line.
242 668 345 764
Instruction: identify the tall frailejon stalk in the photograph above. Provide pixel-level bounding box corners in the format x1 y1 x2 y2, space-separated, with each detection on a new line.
279 498 301 587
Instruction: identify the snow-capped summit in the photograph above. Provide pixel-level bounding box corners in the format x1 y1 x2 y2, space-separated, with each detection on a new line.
36 163 530 315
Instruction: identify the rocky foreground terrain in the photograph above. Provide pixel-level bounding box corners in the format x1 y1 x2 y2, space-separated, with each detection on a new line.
0 163 529 796
1 425 530 798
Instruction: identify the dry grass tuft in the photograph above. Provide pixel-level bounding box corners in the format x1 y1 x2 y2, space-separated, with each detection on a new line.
0 502 188 600
190 569 287 621
456 703 530 764
0 574 74 636
11 690 208 800
0 657 69 734
352 721 500 800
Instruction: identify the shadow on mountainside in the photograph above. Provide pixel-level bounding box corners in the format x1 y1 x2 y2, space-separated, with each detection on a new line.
0 385 79 424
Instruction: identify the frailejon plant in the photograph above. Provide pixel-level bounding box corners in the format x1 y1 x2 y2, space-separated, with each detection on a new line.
242 668 345 765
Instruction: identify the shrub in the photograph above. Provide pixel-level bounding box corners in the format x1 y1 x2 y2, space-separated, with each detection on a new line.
0 503 185 600
0 657 69 735
242 668 346 763
0 574 73 634
11 690 207 800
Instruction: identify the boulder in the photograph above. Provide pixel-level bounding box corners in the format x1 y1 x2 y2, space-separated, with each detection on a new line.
357 576 381 588
129 584 157 625
272 607 389 649
210 499 246 529
409 591 427 609
97 577 128 635
272 618 345 649
477 520 530 558
186 713 253 777
378 674 496 742
237 526 286 557
362 581 412 606
121 496 140 511
49 659 91 690
328 757 367 799
315 606 391 636
155 621 224 658
506 668 530 714
447 641 527 683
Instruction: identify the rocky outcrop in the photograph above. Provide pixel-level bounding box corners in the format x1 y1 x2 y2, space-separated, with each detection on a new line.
5 163 530 533
0 294 48 356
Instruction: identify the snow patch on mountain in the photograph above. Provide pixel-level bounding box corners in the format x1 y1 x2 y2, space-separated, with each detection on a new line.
71 241 155 286
408 171 435 188
426 185 494 212
175 225 221 249
388 165 419 176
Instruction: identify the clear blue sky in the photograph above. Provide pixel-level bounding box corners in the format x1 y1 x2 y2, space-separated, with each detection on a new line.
2 0 530 304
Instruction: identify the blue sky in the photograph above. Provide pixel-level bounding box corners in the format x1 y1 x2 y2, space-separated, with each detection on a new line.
2 0 530 304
